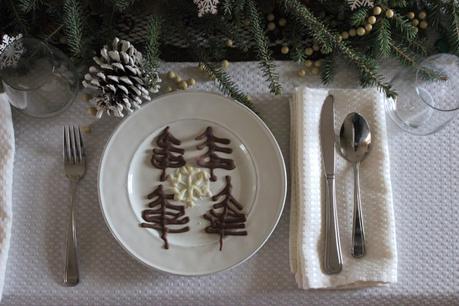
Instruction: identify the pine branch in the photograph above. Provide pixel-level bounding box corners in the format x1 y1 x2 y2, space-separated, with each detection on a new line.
245 0 282 95
282 0 396 98
375 18 392 57
320 55 336 84
446 1 459 55
111 0 135 11
392 13 418 42
290 44 307 63
145 17 161 71
351 7 369 27
389 41 416 66
282 0 334 53
63 0 84 57
394 34 428 56
18 0 41 13
200 62 256 111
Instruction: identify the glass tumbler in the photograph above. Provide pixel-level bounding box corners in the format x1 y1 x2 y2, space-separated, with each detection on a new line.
0 37 78 118
386 54 459 135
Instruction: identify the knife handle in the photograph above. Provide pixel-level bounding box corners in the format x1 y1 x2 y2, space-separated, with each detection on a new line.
323 175 343 274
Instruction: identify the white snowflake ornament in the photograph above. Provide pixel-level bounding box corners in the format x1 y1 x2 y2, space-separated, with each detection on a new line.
169 165 212 208
347 0 374 10
0 34 24 70
194 0 219 17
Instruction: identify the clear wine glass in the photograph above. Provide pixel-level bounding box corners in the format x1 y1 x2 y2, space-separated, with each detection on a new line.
0 37 79 118
386 53 459 135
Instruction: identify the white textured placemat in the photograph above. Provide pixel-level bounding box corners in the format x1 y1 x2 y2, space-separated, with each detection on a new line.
2 61 458 305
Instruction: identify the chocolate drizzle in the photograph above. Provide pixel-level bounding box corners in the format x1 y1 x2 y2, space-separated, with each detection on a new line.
203 176 247 251
195 127 235 181
140 185 190 249
151 126 186 181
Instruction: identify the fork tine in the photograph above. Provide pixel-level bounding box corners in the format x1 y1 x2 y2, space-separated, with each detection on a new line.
78 127 85 158
69 126 76 164
74 126 82 162
64 126 70 162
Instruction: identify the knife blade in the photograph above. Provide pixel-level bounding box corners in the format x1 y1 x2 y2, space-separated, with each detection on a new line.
319 95 343 274
320 95 336 176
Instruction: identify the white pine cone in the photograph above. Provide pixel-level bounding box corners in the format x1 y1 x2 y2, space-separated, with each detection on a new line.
82 37 155 118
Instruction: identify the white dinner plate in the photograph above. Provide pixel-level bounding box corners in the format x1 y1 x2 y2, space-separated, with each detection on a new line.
98 91 286 275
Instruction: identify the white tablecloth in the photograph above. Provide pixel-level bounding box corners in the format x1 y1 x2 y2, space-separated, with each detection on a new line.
3 62 458 305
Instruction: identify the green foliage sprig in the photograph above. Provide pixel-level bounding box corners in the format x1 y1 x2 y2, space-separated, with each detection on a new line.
200 62 255 111
145 17 162 71
246 0 282 95
282 0 396 97
63 0 84 58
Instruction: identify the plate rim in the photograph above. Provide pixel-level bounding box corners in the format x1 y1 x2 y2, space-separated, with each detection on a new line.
97 91 287 276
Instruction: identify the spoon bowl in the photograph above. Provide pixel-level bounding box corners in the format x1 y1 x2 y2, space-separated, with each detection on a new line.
339 113 371 163
339 112 372 258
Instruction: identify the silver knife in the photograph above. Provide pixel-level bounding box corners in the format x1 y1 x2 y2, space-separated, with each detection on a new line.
320 95 343 274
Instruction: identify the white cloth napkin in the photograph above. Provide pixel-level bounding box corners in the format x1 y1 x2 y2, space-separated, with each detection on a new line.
289 87 397 289
0 94 14 299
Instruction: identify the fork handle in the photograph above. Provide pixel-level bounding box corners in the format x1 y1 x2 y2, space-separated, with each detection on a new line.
64 180 79 286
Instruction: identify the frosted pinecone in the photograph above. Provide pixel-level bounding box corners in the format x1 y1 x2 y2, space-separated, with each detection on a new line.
82 37 159 118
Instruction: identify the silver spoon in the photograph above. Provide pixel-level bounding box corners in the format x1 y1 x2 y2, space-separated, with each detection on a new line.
339 113 371 258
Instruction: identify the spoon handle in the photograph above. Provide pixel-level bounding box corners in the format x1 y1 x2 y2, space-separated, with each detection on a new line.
323 175 343 274
352 163 366 257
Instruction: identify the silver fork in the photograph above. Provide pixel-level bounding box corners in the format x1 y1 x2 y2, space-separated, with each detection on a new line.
63 126 86 286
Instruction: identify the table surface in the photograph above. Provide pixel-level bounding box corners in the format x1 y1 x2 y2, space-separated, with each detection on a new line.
2 62 458 305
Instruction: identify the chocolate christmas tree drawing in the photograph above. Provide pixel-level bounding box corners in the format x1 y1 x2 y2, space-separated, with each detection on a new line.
151 126 186 181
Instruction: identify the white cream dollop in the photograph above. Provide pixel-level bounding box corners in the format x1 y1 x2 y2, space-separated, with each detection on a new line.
168 165 212 207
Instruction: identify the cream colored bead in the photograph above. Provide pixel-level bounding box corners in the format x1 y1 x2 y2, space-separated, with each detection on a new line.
175 76 182 83
166 86 173 92
368 16 377 25
305 47 313 56
314 60 321 68
407 12 415 19
198 63 205 71
222 59 230 69
418 11 427 20
373 6 382 15
281 46 289 54
412 18 419 27
312 43 320 51
419 20 428 29
311 67 320 75
278 18 287 27
365 23 373 32
349 28 357 37
187 78 196 86
87 107 97 117
178 80 188 90
304 60 313 68
246 96 252 102
267 22 276 31
385 9 394 18
297 69 306 77
226 39 234 47
337 35 343 42
341 31 349 40
167 71 176 79
267 13 275 21
357 27 366 36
